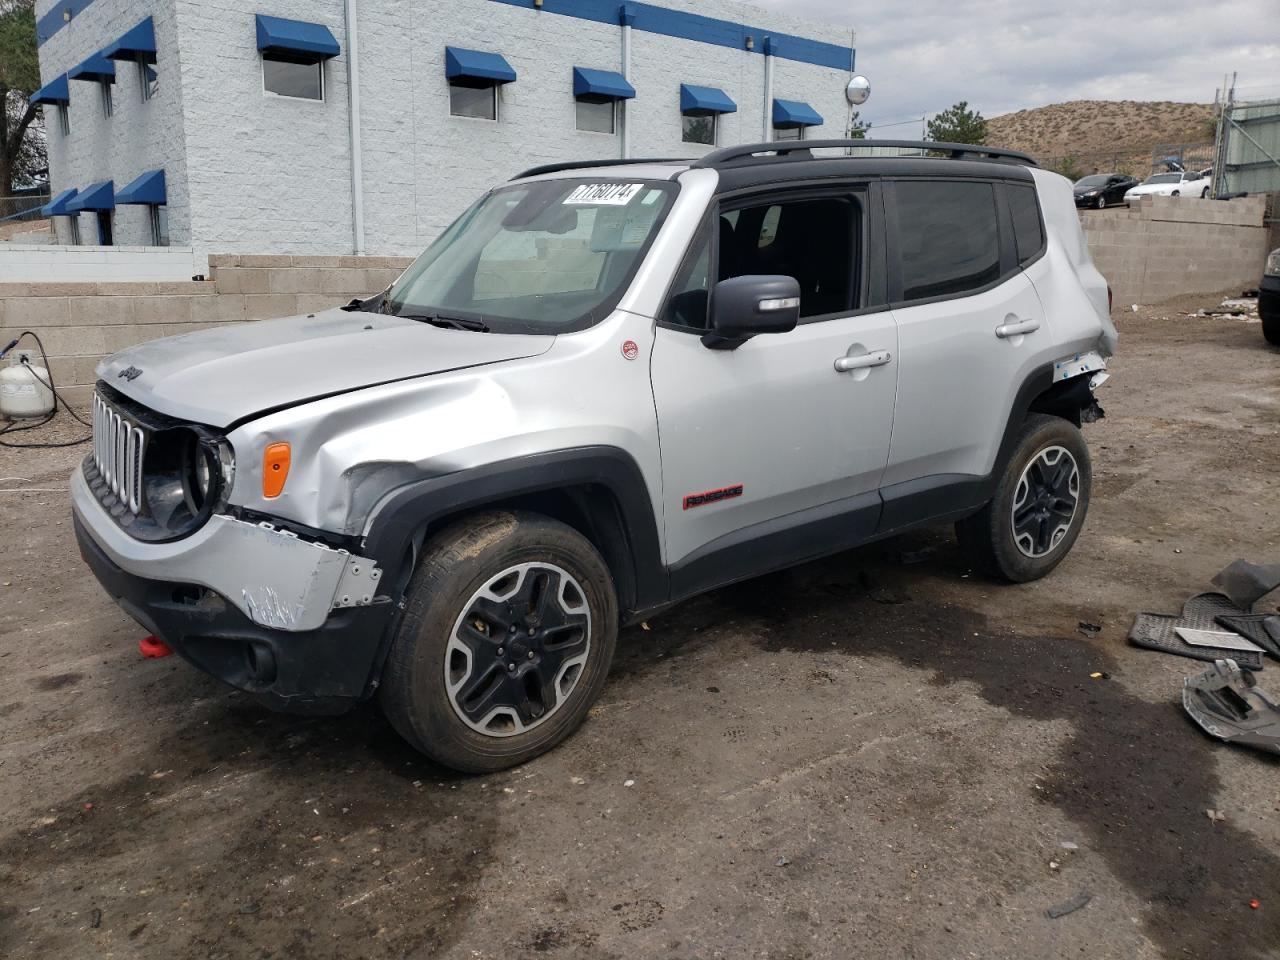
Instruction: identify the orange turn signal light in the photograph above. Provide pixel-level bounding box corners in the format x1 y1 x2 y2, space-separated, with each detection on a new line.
262 442 291 498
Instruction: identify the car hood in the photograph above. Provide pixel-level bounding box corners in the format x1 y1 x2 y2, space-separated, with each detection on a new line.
97 308 555 428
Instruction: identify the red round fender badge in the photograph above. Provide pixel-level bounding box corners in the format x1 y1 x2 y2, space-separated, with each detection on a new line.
621 340 640 361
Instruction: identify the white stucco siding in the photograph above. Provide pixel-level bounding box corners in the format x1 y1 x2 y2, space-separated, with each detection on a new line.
172 0 354 255
34 0 191 247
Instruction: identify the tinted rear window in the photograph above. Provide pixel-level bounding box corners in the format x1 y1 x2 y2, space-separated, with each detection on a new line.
1008 184 1044 265
895 181 1000 301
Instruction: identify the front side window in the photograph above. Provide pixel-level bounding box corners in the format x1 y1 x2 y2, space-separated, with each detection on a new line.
576 99 615 134
386 178 676 334
773 126 803 141
894 180 1001 301
682 114 716 145
263 56 323 100
450 84 496 120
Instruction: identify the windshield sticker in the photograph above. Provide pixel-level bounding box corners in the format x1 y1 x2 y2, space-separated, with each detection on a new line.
564 183 644 206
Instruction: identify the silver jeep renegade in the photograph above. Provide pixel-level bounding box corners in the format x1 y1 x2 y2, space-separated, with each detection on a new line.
73 140 1117 772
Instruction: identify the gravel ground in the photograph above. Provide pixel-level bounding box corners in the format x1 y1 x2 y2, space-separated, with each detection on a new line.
0 299 1277 960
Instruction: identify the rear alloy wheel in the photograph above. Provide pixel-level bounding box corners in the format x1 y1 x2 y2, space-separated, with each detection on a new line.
957 414 1092 582
380 511 618 772
1171 190 1181 197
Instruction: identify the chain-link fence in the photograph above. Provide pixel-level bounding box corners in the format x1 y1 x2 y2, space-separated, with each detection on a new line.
1036 143 1216 182
0 193 51 223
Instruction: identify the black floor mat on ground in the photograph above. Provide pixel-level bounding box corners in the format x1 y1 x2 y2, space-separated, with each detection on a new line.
1128 592 1266 670
1215 614 1280 659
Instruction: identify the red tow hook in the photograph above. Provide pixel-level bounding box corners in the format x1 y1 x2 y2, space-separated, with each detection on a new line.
138 635 174 659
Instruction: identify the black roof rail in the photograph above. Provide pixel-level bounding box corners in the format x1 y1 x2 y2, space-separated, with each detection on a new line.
511 157 683 180
690 139 1039 168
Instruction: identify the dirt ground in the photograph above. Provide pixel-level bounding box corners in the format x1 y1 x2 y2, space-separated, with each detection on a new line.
1 297 1278 960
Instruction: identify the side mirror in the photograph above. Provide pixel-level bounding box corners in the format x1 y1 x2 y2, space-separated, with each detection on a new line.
703 275 801 349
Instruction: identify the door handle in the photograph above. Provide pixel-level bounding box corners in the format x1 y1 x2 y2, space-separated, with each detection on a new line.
995 318 1040 339
834 349 892 373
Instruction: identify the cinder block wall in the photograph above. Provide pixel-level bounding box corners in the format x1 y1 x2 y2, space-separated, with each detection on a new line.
1082 195 1269 306
0 254 410 406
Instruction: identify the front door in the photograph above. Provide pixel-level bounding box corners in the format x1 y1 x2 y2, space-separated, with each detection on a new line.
650 187 898 589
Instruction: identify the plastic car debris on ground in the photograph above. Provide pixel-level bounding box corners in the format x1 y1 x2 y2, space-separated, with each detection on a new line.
1129 558 1280 668
1182 659 1280 756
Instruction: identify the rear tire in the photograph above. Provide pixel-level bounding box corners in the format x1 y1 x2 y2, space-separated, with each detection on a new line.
380 510 618 773
956 414 1092 582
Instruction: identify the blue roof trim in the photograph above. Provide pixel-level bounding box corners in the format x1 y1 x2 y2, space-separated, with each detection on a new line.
573 67 635 101
488 0 854 71
772 98 823 128
680 83 736 116
36 0 96 46
30 74 71 107
445 46 517 85
255 14 341 63
68 51 116 84
103 17 157 64
66 180 114 213
116 169 166 206
42 188 78 218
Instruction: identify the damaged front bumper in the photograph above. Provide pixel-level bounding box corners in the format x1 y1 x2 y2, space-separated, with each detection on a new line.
71 464 396 713
1183 659 1280 756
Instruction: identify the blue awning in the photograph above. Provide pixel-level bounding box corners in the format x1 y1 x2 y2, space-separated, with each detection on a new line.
30 74 70 106
66 181 114 213
116 169 166 206
772 98 823 129
445 46 516 86
103 17 157 64
573 67 635 101
68 51 116 84
680 84 736 116
255 14 341 64
42 188 78 218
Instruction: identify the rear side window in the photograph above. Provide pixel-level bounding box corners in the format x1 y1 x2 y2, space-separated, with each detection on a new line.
1008 184 1045 265
894 181 1000 301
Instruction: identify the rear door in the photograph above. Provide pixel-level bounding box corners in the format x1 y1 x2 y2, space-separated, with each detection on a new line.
879 177 1052 527
650 184 899 584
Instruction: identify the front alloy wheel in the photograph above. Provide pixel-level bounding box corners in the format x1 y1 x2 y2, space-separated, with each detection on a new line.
445 562 591 737
1010 446 1080 558
1096 195 1106 209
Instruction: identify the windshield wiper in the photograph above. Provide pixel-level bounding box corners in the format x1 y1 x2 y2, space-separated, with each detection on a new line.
399 312 490 333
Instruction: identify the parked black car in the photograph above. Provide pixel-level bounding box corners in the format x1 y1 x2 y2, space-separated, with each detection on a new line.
1073 174 1138 209
1262 247 1280 346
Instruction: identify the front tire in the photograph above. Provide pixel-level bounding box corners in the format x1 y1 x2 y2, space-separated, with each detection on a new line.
380 510 618 773
1096 195 1106 209
1264 311 1280 346
956 414 1092 582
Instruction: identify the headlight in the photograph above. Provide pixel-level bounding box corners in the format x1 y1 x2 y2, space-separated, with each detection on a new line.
1266 249 1280 277
1085 190 1099 196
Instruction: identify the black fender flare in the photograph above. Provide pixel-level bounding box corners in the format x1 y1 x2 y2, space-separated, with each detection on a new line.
361 445 668 619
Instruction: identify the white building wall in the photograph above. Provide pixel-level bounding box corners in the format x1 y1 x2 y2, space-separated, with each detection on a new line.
34 0 192 248
36 0 855 258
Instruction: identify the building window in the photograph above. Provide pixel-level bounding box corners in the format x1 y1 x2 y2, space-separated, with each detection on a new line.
58 105 70 136
95 211 113 246
262 56 324 101
68 217 82 245
138 61 158 102
682 114 716 145
449 84 497 120
149 206 169 246
773 125 803 141
576 99 616 134
100 82 113 117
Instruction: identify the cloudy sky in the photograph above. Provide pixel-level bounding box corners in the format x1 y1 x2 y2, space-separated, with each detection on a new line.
754 0 1280 130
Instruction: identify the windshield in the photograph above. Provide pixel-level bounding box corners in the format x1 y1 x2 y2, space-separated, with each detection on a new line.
1144 174 1181 184
1075 175 1108 187
385 178 678 334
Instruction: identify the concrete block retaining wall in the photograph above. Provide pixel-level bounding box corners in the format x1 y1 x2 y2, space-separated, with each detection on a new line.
1082 196 1269 307
0 254 411 406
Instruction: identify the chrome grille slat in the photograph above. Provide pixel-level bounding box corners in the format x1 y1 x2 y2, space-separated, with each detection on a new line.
91 390 146 518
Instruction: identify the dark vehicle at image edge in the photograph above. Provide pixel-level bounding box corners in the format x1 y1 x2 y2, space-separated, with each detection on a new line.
1262 247 1280 345
1073 174 1138 209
